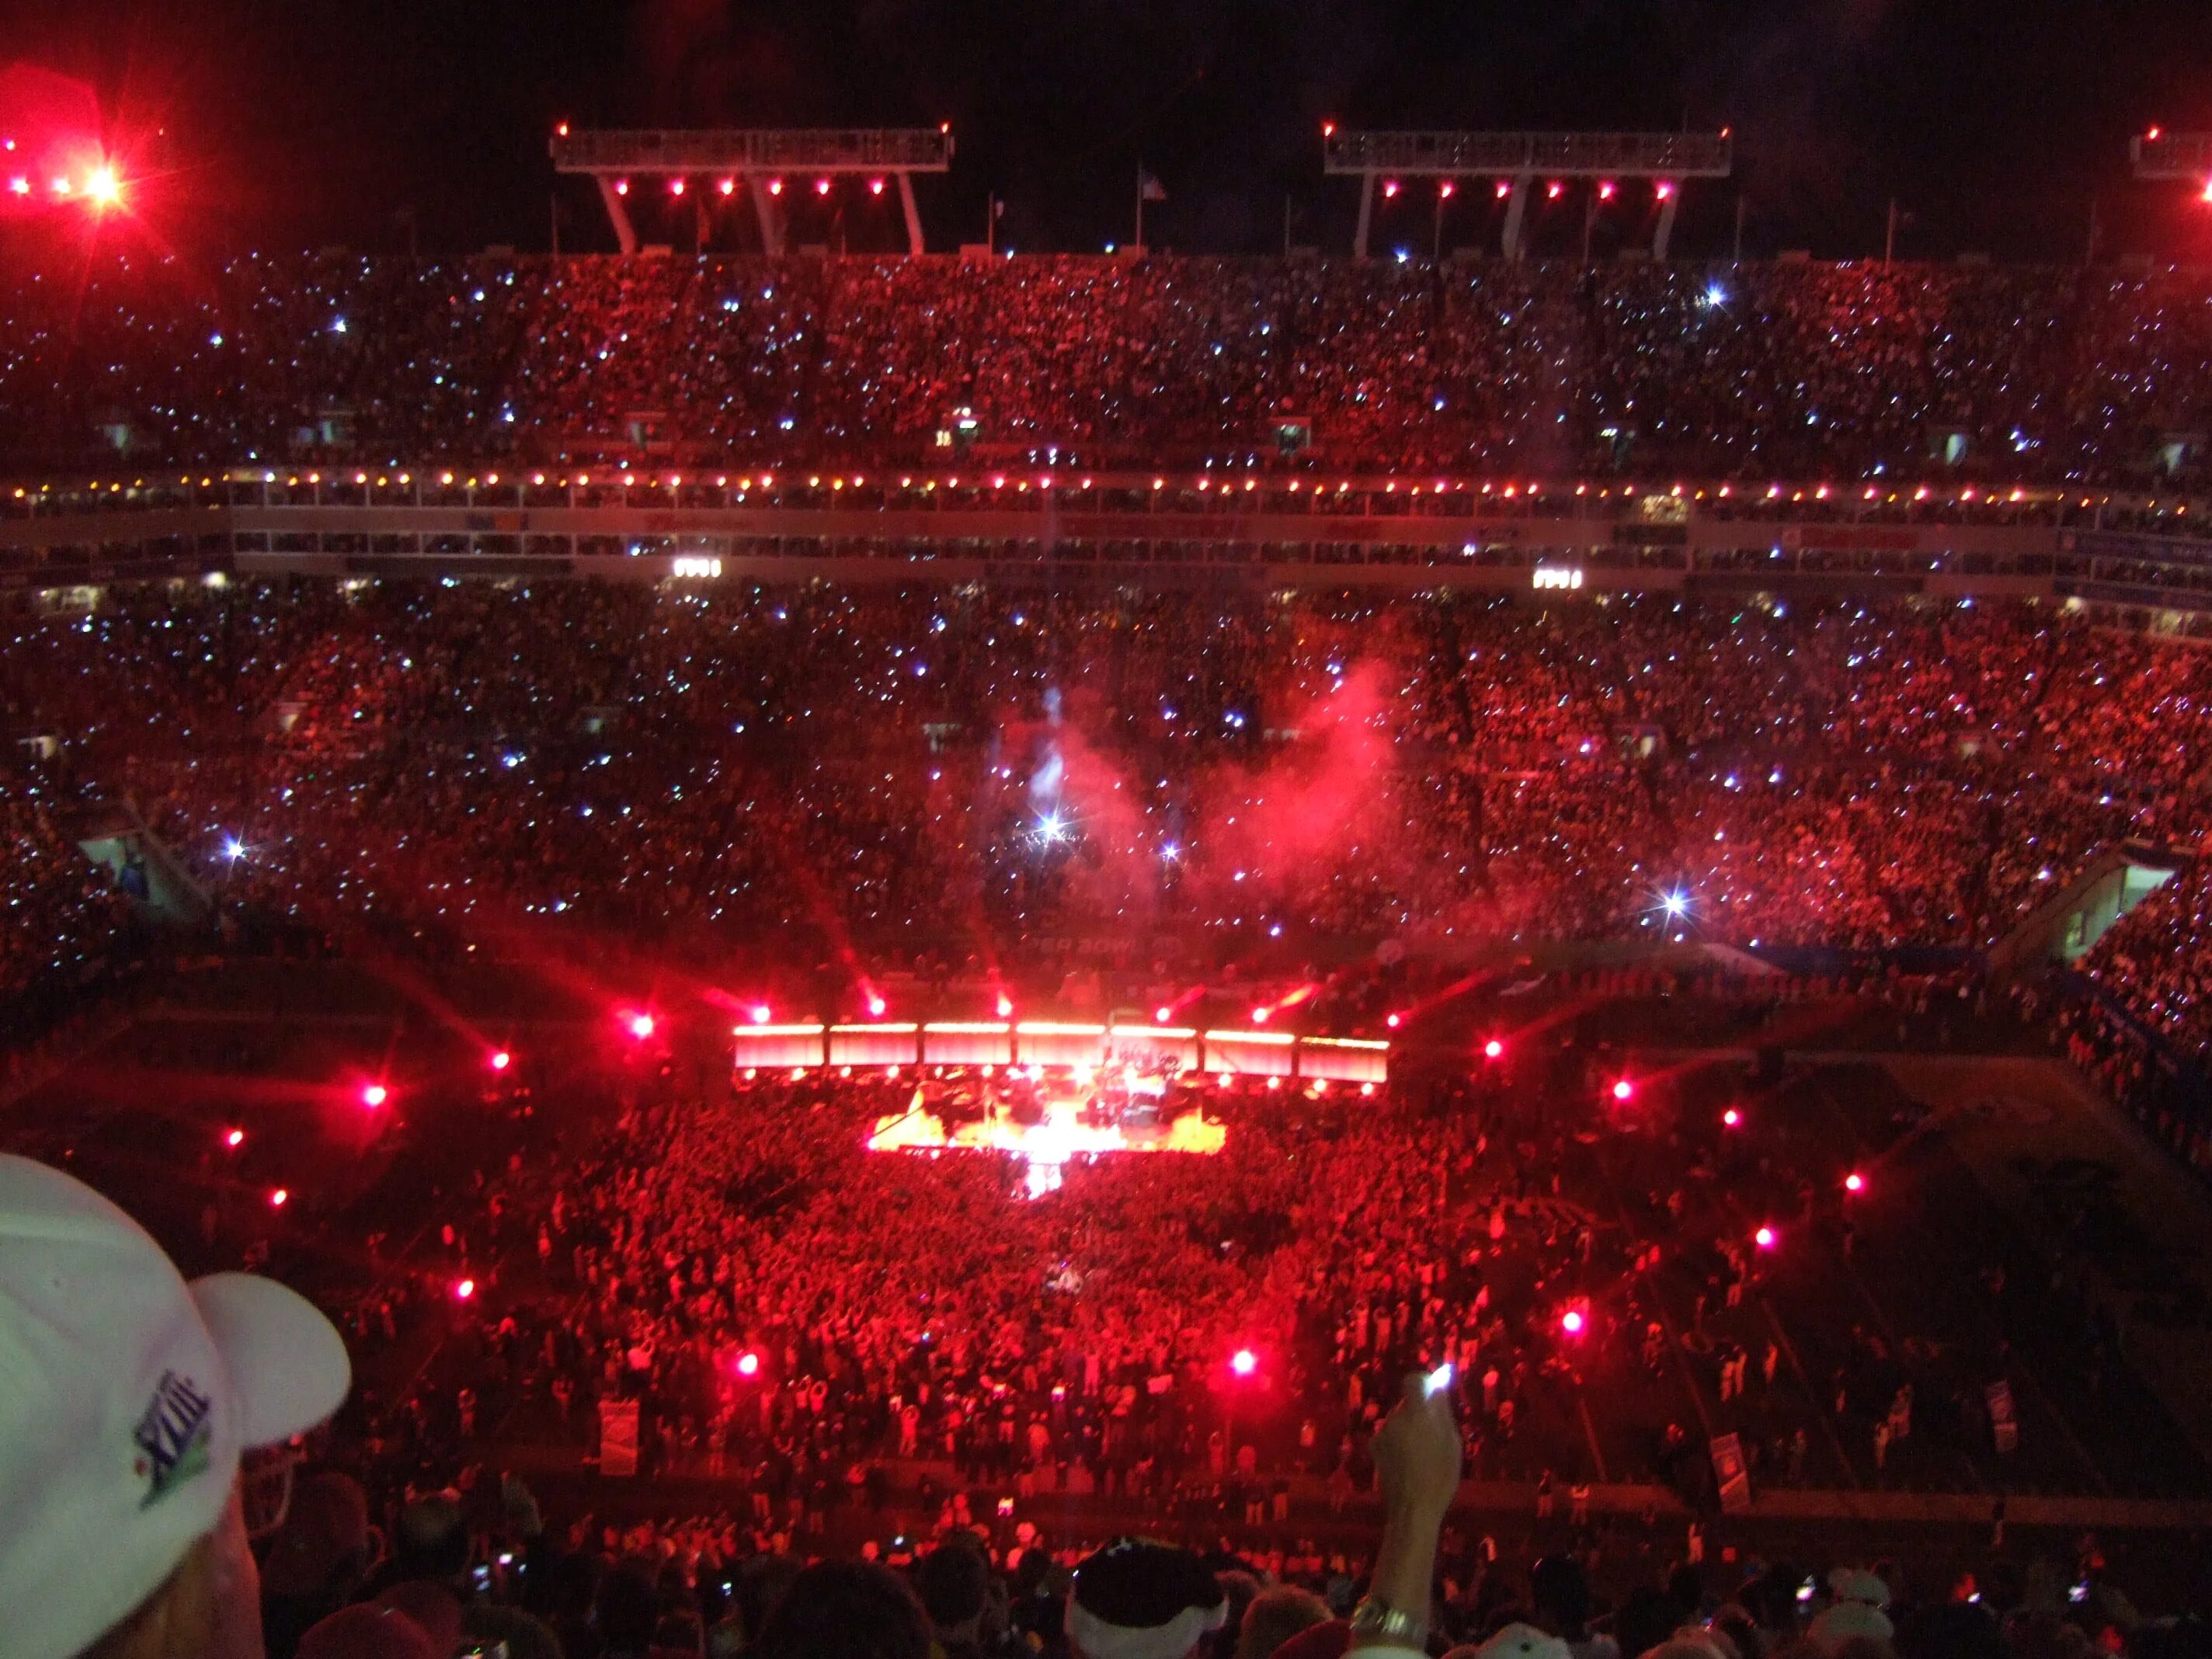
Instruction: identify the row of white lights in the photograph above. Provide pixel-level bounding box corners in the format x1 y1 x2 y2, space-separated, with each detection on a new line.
15 471 2151 513
614 176 888 200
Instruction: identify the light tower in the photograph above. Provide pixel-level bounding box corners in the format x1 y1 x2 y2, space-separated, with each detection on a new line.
2130 129 2212 204
1324 129 1732 261
551 127 953 256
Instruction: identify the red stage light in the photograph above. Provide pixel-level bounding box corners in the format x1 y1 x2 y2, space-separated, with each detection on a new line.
489 1050 512 1072
669 178 685 197
454 1278 476 1301
269 1188 288 1208
85 166 120 206
1546 181 1564 200
627 1012 656 1040
1722 1107 1741 1127
736 1351 761 1377
1437 180 1454 200
360 1083 388 1109
996 994 1014 1017
1612 1078 1634 1102
1493 179 1510 199
718 177 736 195
1754 1225 1776 1250
815 178 832 197
1155 1006 1173 1024
1483 1038 1504 1060
614 179 629 197
1229 1348 1257 1377
1382 180 1400 199
1845 1171 1865 1193
1322 121 1336 138
869 177 885 196
767 178 784 196
224 1128 245 1149
866 994 888 1017
1386 1013 1402 1029
1598 180 1616 201
1655 180 1676 201
1561 1308 1585 1336
750 1003 772 1024
1251 1007 1270 1024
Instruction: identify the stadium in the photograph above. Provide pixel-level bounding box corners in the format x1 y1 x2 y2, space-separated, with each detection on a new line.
5 44 2212 1659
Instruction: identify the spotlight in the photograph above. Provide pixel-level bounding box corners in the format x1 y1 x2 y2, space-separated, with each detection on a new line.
1755 1225 1776 1250
1612 1078 1634 1102
1229 1348 1257 1377
454 1278 476 1301
736 1351 761 1377
1483 1038 1504 1061
489 1050 512 1072
1845 1171 1865 1194
360 1083 388 1109
627 1013 656 1040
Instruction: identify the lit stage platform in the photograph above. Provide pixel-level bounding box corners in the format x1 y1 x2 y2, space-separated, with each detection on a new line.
868 1075 1226 1196
731 1018 1389 1082
734 1017 1387 1197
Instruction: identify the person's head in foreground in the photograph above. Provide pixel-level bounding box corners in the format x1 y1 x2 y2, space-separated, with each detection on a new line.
1066 1539 1229 1659
748 1560 932 1659
0 1153 351 1659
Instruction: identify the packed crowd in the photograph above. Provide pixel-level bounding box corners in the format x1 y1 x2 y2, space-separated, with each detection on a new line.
29 1073 2186 1659
2 583 2206 1018
7 253 2212 478
242 1462 2190 1659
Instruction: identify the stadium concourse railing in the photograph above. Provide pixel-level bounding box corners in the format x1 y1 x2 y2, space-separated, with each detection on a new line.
6 466 2212 617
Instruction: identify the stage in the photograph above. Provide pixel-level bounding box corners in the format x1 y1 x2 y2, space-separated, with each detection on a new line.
868 1072 1226 1196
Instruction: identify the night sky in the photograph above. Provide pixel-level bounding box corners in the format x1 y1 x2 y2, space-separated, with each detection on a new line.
8 0 2212 263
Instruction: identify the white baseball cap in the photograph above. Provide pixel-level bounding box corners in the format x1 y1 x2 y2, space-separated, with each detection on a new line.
0 1153 352 1659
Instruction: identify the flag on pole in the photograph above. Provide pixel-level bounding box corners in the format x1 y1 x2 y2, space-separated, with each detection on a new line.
1139 170 1167 203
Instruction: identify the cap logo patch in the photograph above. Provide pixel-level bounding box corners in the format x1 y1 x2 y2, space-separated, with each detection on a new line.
133 1370 214 1508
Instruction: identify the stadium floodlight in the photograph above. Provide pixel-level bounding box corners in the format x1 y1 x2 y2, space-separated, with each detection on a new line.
1326 128 1730 260
2132 130 2212 183
551 127 951 255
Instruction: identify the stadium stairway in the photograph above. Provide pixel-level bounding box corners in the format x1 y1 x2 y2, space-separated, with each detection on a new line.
64 799 213 930
1985 845 2186 979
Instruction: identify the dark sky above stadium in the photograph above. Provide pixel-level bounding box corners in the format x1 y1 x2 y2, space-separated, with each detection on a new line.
9 0 2212 262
